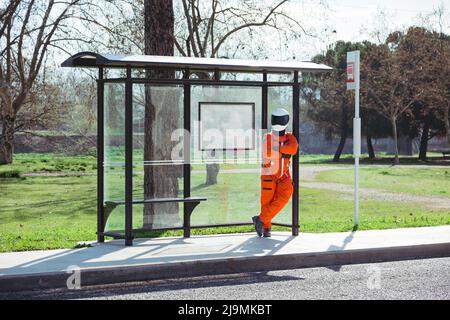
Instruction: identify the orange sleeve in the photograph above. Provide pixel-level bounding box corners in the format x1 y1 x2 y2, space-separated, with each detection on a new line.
261 134 271 167
280 133 299 156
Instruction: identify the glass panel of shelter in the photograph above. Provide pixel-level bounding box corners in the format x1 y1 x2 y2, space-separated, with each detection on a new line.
190 85 262 227
103 82 126 232
132 84 185 230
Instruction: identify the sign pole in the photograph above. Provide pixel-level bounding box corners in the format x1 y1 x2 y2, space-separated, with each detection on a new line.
347 51 361 226
354 71 360 226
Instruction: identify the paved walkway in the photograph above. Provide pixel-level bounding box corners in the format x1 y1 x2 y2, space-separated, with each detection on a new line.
1 226 450 279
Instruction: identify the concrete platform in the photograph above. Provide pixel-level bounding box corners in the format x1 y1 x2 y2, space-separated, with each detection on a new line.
1 226 450 292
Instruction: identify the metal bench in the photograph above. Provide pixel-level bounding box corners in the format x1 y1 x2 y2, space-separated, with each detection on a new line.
101 197 207 239
441 151 450 159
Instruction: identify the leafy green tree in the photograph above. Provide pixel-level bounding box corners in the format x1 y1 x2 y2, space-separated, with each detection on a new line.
305 41 376 162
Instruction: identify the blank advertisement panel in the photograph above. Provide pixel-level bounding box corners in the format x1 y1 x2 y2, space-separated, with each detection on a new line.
199 102 256 151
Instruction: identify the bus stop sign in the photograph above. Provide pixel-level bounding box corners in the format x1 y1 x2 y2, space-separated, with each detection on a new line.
347 51 360 91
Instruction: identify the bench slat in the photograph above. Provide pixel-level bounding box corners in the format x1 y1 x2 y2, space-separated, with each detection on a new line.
105 197 207 206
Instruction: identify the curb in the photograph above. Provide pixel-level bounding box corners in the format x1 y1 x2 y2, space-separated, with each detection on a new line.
1 242 450 292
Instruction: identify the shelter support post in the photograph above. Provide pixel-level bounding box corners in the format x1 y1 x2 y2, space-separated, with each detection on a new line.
97 67 105 243
292 71 300 236
183 70 192 238
125 66 134 246
262 72 268 129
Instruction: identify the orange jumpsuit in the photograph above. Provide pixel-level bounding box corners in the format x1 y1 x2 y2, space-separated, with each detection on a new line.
260 132 299 229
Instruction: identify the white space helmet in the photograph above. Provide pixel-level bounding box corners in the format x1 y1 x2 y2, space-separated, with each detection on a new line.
271 108 290 132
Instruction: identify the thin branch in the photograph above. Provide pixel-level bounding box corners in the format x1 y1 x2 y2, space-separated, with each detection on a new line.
211 0 288 57
181 0 199 57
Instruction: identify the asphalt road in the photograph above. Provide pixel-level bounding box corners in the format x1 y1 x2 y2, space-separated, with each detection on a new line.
2 257 450 300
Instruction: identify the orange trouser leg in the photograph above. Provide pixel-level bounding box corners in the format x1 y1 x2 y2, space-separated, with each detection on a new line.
259 175 294 229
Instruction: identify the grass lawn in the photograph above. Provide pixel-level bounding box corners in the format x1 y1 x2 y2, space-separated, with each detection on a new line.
316 167 450 197
301 152 450 166
0 153 97 177
0 176 96 252
0 153 449 252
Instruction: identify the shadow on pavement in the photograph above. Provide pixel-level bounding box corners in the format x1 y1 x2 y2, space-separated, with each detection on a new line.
326 230 357 272
0 234 296 276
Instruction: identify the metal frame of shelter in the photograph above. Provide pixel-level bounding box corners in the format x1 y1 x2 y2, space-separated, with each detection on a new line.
62 52 332 246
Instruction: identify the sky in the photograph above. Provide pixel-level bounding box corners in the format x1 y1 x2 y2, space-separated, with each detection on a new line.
326 0 449 40
286 0 450 60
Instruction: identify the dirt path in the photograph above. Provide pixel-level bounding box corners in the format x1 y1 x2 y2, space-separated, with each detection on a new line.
300 166 347 180
302 181 450 210
298 164 450 210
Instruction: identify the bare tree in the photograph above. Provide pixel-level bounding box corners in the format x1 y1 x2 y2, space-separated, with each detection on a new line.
142 0 180 228
95 0 322 59
0 0 91 164
93 0 322 184
139 0 320 226
178 0 318 183
176 0 300 183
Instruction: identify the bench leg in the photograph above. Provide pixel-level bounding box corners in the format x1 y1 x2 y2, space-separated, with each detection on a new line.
184 202 201 238
125 238 133 246
97 204 117 243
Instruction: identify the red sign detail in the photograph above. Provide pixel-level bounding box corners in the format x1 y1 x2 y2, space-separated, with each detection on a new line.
347 62 355 83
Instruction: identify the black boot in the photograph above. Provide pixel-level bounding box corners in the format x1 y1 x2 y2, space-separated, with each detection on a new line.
263 228 272 238
252 216 264 237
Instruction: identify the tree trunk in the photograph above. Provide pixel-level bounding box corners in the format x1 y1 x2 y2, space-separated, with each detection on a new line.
143 0 179 229
333 134 347 162
333 104 349 163
391 117 400 165
366 135 375 159
419 114 431 162
194 72 220 185
0 88 16 165
206 162 220 185
0 115 14 165
444 103 450 148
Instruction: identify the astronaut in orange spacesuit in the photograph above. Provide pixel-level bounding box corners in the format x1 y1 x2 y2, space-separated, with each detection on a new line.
253 108 299 238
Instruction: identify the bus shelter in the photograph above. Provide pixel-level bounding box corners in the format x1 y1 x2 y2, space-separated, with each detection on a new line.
62 52 332 246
